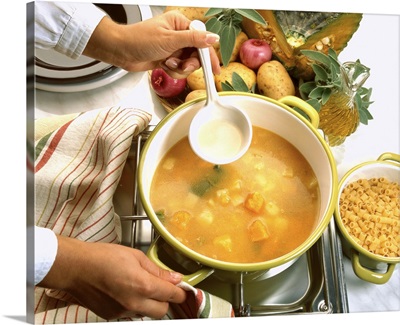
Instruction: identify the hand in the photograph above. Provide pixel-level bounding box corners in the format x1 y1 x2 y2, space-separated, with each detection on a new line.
38 235 186 320
84 10 221 78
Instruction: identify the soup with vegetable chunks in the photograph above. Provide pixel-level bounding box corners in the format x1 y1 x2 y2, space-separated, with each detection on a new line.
150 126 320 263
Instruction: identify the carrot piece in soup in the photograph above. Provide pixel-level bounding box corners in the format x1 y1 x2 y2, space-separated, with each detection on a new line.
245 191 265 213
170 210 192 230
248 219 270 242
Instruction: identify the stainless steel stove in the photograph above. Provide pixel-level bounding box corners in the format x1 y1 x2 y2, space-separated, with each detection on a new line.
113 126 349 317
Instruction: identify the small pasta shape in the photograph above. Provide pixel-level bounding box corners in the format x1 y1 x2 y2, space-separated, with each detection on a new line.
339 176 400 257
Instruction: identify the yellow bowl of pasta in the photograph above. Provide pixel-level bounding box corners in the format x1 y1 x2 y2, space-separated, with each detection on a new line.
335 152 400 284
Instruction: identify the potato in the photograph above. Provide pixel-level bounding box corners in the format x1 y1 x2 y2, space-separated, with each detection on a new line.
215 62 256 92
164 6 209 22
257 60 295 100
185 89 207 102
187 68 206 90
213 31 248 64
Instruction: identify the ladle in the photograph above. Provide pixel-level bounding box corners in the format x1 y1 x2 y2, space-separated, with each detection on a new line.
188 20 252 165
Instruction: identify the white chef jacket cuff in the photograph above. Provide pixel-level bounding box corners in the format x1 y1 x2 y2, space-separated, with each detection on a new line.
55 4 106 59
35 226 58 285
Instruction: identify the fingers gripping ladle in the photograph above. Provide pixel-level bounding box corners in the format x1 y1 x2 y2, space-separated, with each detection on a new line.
188 20 252 165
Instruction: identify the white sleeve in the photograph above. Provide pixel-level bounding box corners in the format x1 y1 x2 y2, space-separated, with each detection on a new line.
34 1 106 59
35 226 58 285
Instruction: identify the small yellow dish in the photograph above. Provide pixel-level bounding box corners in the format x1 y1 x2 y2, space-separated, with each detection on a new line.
335 152 400 284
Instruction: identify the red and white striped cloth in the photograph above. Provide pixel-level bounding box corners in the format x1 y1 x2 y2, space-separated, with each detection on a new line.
34 106 234 323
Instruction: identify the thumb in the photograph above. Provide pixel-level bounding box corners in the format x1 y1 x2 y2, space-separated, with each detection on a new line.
137 251 183 284
158 269 184 285
174 29 220 49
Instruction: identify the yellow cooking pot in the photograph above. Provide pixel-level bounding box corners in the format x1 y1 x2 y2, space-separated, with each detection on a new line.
139 93 338 286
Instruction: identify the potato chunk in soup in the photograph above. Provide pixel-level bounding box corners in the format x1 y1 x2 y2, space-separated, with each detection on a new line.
150 126 320 263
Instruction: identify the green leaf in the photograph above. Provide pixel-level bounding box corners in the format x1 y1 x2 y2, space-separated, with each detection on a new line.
321 88 332 105
230 12 243 26
221 81 235 91
362 107 373 121
299 81 317 98
358 108 368 125
156 210 165 223
234 9 266 25
292 106 310 120
352 61 369 79
358 106 373 125
365 109 373 120
231 72 251 92
205 17 223 34
219 25 238 66
329 60 341 76
327 48 338 60
359 86 370 96
312 64 328 83
308 86 325 99
221 72 252 92
205 8 224 17
354 93 362 111
357 87 373 111
363 87 372 99
327 48 340 65
332 78 342 88
191 165 224 197
301 50 331 67
306 99 321 112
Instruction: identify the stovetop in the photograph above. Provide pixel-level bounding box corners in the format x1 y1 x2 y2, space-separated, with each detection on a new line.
113 126 349 317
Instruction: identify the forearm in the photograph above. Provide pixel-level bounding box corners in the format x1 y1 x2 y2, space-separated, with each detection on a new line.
82 16 127 69
82 16 162 72
37 235 85 291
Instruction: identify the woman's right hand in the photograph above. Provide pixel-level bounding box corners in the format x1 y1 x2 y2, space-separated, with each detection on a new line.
83 10 221 79
38 235 186 320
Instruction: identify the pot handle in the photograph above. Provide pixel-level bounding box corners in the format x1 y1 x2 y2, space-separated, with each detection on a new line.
377 152 400 165
147 236 215 286
278 95 320 129
351 252 396 285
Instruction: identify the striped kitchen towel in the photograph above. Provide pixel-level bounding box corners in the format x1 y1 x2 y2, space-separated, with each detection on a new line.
33 106 234 323
34 106 151 239
170 282 235 319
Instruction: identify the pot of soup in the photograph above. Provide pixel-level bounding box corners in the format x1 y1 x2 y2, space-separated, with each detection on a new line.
138 93 338 285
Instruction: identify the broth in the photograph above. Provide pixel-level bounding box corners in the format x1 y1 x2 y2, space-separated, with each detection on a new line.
150 126 320 263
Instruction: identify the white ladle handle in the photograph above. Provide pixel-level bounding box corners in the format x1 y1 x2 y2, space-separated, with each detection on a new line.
189 20 218 105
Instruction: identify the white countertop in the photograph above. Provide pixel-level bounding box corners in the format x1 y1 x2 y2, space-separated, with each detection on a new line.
34 9 400 317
